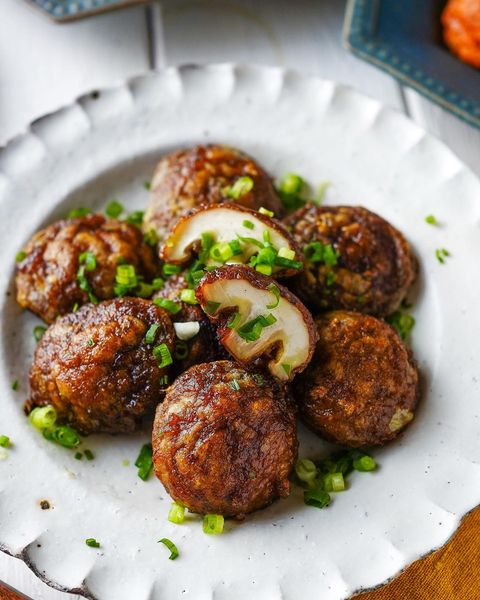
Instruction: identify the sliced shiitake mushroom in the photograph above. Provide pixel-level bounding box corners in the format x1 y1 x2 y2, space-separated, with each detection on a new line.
160 202 303 278
195 265 317 381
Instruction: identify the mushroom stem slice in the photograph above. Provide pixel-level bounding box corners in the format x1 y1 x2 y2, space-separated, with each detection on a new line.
196 265 317 381
160 203 302 277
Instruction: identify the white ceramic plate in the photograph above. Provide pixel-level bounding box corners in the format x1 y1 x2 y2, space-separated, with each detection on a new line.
1 64 480 600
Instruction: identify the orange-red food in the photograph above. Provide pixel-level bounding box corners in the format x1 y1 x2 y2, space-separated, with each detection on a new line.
442 0 480 68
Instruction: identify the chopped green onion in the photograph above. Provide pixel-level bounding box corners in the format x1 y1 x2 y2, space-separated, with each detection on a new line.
190 269 206 287
274 256 303 270
87 338 95 348
304 487 331 509
29 405 57 430
144 181 151 191
158 537 179 560
230 379 241 391
227 312 241 329
256 264 272 276
259 207 274 217
43 426 80 448
105 200 123 218
84 449 94 461
79 251 97 271
144 228 159 247
168 502 185 524
279 173 304 195
323 244 339 267
353 454 377 472
295 459 317 486
210 242 234 263
162 263 182 277
303 241 323 262
203 514 224 535
281 363 292 376
153 298 182 315
179 289 197 305
77 252 98 303
266 283 280 309
0 436 11 448
277 173 307 213
277 247 295 260
237 313 277 342
242 220 255 230
145 323 160 344
225 176 254 199
324 472 345 492
11 380 19 391
116 264 135 285
153 343 173 369
174 340 189 360
425 215 437 225
72 302 79 312
135 443 153 480
228 239 242 256
386 311 415 341
201 232 215 251
236 234 264 249
16 250 27 263
75 452 83 460
68 207 91 218
159 375 170 387
85 538 100 548
326 271 336 286
435 248 450 264
124 210 144 226
203 301 221 315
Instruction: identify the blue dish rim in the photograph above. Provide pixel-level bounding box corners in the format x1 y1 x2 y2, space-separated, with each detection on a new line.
27 0 150 22
343 0 480 130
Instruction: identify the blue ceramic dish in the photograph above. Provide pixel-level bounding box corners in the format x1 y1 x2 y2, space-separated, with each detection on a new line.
27 0 150 21
344 0 480 129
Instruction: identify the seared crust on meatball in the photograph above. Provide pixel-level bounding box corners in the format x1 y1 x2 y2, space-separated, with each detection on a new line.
293 311 420 447
29 298 175 435
284 205 417 316
152 360 298 517
16 214 159 324
143 145 284 240
153 273 225 372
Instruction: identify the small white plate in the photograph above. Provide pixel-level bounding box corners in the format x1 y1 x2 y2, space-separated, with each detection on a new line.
1 64 480 600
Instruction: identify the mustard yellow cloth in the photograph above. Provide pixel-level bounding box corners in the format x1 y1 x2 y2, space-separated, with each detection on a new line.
353 507 480 599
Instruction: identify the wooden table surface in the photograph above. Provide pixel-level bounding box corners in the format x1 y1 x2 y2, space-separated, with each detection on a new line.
0 1 479 598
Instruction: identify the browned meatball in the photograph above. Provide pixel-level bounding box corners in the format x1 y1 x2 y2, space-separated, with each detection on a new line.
293 311 420 447
16 214 158 324
284 205 417 316
153 273 225 373
152 361 298 518
143 145 285 241
29 298 175 435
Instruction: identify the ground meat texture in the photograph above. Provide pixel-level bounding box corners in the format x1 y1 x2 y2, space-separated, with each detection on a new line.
28 298 175 435
152 360 298 517
16 214 159 324
293 311 420 447
153 273 225 373
143 145 285 241
284 205 417 317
